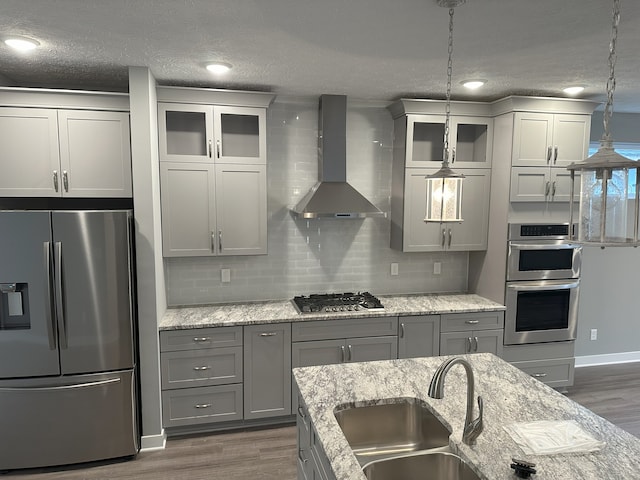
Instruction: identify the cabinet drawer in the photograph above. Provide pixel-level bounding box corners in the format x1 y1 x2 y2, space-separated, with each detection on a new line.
160 326 242 351
440 312 504 332
512 358 575 387
161 346 243 389
502 341 575 363
162 384 243 427
292 317 398 342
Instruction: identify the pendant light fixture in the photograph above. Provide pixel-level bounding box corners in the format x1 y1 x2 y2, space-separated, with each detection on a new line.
425 0 466 224
567 0 639 246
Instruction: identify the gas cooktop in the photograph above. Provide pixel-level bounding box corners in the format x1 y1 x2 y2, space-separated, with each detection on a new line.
292 292 384 314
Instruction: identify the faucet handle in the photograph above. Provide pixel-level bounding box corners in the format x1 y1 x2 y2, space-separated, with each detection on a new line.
464 396 484 445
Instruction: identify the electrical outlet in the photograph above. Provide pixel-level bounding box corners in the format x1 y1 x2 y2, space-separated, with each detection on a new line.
221 268 231 283
390 263 399 276
590 328 598 341
433 262 442 275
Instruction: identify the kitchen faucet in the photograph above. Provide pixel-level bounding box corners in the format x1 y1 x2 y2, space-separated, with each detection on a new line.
428 356 484 445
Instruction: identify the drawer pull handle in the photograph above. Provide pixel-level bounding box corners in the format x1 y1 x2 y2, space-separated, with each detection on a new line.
193 366 210 371
298 448 308 463
465 320 480 324
532 373 548 378
195 403 212 409
260 332 277 337
193 337 211 342
297 406 307 419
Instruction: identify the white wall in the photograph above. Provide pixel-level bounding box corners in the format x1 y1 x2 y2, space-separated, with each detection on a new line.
165 97 468 306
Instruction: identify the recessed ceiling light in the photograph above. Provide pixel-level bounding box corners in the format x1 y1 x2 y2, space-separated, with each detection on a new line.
461 80 486 90
563 86 585 95
4 36 40 52
206 62 232 74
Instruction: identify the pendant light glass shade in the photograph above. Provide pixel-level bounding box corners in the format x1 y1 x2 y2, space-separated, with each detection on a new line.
425 167 464 222
566 0 639 246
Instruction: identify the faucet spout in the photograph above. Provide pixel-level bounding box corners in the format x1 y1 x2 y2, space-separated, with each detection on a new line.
428 356 484 445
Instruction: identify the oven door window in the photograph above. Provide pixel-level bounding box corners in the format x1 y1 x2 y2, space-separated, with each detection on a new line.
515 290 570 331
518 249 574 272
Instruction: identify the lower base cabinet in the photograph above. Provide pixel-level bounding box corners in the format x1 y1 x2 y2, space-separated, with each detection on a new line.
297 396 337 480
439 312 504 356
503 341 575 388
398 315 440 358
162 384 243 427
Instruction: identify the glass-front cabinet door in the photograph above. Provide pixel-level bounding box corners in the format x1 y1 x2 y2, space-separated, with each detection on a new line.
405 114 492 168
158 103 213 163
213 106 266 164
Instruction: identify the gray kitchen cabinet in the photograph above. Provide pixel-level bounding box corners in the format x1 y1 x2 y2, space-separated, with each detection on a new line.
503 341 575 388
510 166 578 203
393 168 490 252
0 107 132 198
158 103 267 165
398 315 440 358
160 162 267 256
439 311 504 356
244 323 292 420
159 326 244 428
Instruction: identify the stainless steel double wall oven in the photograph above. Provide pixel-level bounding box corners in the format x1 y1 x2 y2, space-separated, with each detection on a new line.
505 223 582 345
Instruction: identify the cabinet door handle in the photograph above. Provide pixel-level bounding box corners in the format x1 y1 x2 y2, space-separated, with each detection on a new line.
297 406 307 419
216 140 221 158
552 181 557 198
545 181 551 198
451 147 456 164
194 403 212 409
208 140 212 158
532 373 548 378
193 337 211 343
474 336 479 352
298 448 309 464
53 170 59 192
260 332 277 337
62 170 69 192
442 228 446 247
553 146 558 163
347 344 352 362
193 366 210 371
340 345 346 363
447 228 452 248
211 231 216 253
465 320 479 324
219 230 223 252
467 337 472 353
546 146 552 163
400 323 405 338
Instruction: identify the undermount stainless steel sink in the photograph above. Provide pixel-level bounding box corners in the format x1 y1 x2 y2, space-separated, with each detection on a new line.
363 452 481 480
334 398 451 465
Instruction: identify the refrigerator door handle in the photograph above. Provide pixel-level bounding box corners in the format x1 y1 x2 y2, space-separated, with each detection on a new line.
54 241 68 349
43 242 57 350
0 377 121 392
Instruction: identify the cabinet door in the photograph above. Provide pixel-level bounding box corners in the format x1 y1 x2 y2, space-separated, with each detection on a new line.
473 329 504 356
450 116 492 168
0 107 60 197
213 106 267 164
244 323 292 419
160 162 217 257
512 112 554 167
402 169 446 251
448 170 490 251
215 164 267 255
510 167 551 202
58 110 132 197
158 103 213 163
405 115 446 168
292 339 346 368
551 114 591 167
439 332 473 356
549 169 580 203
347 336 398 363
398 315 440 358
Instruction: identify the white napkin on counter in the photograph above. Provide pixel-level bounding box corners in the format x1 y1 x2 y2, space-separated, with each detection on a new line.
503 420 606 455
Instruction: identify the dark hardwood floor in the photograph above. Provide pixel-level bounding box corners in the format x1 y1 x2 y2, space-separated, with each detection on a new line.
6 362 640 479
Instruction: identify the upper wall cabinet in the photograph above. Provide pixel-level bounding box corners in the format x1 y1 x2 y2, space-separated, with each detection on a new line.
157 87 274 165
0 92 132 198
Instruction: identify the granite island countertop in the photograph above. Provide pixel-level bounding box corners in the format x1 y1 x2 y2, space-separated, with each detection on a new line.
159 293 505 330
292 353 640 480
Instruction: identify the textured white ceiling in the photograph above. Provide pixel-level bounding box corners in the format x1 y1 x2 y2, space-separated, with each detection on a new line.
1 0 640 111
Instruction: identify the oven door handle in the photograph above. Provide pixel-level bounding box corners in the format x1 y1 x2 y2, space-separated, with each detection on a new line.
509 242 582 250
507 280 580 291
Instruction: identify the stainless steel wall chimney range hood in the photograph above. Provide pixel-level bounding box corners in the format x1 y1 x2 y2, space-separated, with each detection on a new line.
291 95 386 219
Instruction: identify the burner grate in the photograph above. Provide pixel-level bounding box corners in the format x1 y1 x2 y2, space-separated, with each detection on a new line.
292 292 384 313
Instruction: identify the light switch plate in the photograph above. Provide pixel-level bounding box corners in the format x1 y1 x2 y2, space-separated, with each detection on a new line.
433 262 442 275
390 263 399 276
221 269 231 283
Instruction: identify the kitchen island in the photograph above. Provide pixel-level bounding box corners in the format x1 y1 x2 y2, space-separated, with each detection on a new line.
293 353 640 480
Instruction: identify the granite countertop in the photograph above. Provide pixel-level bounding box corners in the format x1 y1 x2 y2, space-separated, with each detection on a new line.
292 353 640 480
159 293 505 330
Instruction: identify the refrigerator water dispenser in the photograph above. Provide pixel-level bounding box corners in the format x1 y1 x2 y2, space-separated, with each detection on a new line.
0 283 30 330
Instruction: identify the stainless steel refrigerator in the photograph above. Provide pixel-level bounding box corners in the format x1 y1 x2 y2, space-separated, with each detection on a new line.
0 209 139 471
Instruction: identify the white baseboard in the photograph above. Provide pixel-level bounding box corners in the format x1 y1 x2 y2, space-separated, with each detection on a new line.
575 351 640 367
140 429 167 451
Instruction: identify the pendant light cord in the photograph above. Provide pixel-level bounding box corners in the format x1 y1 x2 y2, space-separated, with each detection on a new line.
603 0 620 141
443 7 455 167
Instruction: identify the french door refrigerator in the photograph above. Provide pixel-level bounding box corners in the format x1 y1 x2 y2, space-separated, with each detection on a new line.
0 209 139 470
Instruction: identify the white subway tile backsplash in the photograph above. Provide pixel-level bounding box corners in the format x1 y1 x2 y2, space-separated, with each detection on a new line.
165 96 468 306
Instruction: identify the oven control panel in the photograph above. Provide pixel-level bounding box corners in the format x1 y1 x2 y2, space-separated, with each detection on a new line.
508 223 574 241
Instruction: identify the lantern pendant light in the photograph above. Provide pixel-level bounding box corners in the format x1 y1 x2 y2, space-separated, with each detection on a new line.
425 0 466 224
567 0 639 246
